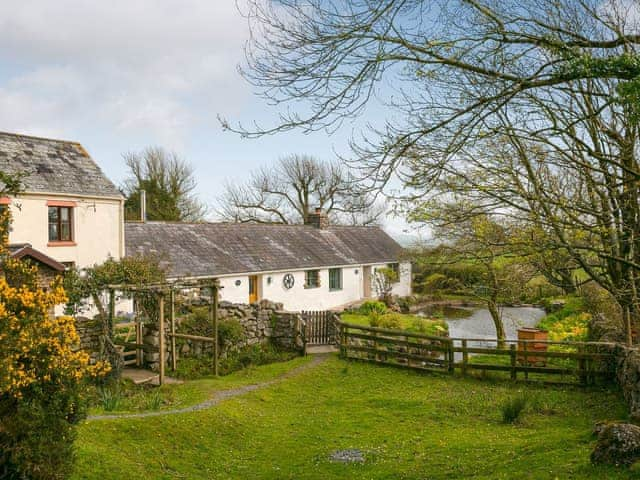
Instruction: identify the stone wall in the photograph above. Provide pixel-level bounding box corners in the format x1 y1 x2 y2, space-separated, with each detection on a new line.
615 346 640 421
589 316 640 420
74 316 103 364
143 300 304 372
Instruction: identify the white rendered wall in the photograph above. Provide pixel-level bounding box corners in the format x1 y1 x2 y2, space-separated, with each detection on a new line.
258 266 363 311
370 261 412 298
218 275 252 304
7 193 124 268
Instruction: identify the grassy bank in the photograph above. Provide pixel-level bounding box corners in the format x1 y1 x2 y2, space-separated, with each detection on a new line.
74 356 632 479
88 355 312 415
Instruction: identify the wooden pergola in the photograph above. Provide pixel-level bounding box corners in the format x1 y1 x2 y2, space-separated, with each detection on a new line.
106 278 222 385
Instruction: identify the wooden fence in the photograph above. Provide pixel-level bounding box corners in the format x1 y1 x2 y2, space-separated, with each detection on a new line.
337 321 618 385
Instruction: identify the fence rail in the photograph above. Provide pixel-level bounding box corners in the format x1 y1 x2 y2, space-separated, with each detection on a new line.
337 321 617 385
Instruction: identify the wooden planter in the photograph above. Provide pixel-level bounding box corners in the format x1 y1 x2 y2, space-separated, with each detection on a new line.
517 328 548 366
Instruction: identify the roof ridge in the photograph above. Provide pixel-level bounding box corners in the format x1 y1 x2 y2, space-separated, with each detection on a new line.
126 220 381 228
0 131 81 146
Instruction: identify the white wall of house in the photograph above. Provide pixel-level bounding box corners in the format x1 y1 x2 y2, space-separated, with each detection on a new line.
218 275 252 304
7 192 124 269
257 266 363 311
214 261 412 312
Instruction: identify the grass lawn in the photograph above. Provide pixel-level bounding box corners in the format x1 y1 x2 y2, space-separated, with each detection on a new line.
341 312 448 336
74 355 634 479
88 355 313 414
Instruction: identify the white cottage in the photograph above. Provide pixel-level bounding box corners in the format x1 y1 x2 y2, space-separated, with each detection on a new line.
125 210 411 311
0 132 125 270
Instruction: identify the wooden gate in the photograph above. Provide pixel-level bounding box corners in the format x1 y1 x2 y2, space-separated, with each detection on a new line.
114 320 144 367
301 311 337 346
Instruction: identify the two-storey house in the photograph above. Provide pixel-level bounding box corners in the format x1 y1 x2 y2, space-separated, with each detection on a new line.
0 132 125 272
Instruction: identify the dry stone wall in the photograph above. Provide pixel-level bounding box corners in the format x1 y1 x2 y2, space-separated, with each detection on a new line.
74 316 103 364
143 300 304 372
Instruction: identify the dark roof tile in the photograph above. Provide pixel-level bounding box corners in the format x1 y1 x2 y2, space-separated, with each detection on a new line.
0 132 122 198
125 222 403 278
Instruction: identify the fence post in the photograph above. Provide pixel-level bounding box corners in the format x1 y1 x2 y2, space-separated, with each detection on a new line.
578 344 587 386
448 339 454 373
510 344 516 381
339 322 346 358
523 341 529 381
461 339 468 377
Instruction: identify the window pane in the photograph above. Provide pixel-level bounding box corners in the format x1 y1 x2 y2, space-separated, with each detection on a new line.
60 221 71 241
305 270 319 288
48 206 59 223
329 268 342 290
60 207 70 221
49 222 58 242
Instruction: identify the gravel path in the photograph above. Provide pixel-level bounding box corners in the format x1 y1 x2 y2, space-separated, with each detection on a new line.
88 354 329 421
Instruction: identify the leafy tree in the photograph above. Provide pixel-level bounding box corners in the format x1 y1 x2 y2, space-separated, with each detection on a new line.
229 0 640 343
373 266 399 306
218 153 383 225
413 203 535 347
0 208 108 479
123 147 207 222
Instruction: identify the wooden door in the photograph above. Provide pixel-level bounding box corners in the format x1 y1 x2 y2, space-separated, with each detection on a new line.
363 266 372 298
249 275 258 303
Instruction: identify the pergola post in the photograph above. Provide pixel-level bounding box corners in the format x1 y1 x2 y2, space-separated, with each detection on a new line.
170 288 177 372
158 292 165 386
108 288 115 337
211 279 220 377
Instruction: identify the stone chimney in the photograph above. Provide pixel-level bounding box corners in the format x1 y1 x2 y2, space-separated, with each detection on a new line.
305 207 329 229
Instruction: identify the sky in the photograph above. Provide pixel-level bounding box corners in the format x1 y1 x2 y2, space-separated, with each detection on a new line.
0 1 426 242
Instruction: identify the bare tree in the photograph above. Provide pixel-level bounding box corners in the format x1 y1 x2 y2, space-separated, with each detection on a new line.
226 0 640 343
217 154 383 224
123 147 208 222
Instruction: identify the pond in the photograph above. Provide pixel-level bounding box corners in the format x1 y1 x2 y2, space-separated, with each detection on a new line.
418 305 546 343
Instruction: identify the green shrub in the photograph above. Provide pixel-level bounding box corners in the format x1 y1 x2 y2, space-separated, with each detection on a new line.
369 313 402 330
175 343 299 380
422 273 449 291
217 319 246 346
180 307 246 347
358 300 387 315
537 296 590 341
501 395 527 424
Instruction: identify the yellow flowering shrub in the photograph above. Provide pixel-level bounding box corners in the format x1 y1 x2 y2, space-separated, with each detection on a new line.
0 209 109 479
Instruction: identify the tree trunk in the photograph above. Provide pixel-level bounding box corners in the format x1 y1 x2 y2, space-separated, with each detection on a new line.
488 300 506 349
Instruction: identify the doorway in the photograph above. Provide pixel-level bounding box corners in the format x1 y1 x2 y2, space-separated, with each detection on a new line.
362 266 372 298
249 275 259 303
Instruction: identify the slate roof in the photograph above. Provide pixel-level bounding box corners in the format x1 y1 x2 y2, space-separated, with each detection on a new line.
125 222 404 278
8 243 66 272
0 132 122 198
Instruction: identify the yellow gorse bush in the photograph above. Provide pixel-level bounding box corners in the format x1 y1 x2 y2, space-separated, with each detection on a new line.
0 216 109 400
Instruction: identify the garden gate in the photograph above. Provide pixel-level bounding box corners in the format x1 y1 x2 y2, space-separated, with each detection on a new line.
301 311 338 347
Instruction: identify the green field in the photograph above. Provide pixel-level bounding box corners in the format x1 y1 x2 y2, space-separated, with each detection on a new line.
73 355 635 479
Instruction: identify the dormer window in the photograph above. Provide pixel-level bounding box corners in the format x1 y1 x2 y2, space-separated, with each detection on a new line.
48 204 74 243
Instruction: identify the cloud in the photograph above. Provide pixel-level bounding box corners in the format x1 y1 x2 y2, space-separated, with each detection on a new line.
0 1 252 145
